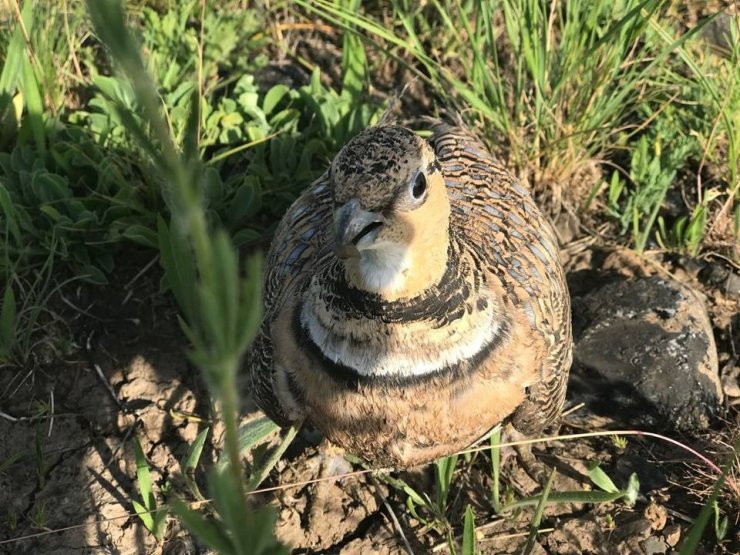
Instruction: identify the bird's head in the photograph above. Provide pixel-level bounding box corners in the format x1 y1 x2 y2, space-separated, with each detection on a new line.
330 126 450 300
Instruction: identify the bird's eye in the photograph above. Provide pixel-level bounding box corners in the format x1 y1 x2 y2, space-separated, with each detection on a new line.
411 172 427 200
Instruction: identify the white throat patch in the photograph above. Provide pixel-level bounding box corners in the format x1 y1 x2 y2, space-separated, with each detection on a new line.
356 241 411 295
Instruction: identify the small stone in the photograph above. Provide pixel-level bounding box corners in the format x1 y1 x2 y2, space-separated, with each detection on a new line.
615 517 652 541
663 523 681 547
640 536 668 554
726 272 740 299
570 275 722 430
699 261 729 286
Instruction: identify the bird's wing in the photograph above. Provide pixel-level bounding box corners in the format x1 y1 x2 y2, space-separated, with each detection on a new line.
429 121 573 433
248 172 334 425
262 172 334 317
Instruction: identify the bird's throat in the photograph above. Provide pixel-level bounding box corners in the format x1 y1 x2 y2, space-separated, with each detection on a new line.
345 230 449 301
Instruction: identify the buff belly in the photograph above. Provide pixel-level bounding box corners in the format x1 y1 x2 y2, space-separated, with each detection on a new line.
272 309 539 467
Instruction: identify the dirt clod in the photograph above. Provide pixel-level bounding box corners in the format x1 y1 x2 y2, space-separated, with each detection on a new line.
571 275 722 430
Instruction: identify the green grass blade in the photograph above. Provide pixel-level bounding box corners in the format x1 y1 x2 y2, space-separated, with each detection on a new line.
157 216 197 325
0 183 22 245
133 437 155 512
0 0 32 138
522 468 556 555
340 0 367 101
501 485 634 512
435 454 459 511
490 429 501 513
132 499 155 532
0 1 31 96
182 427 209 475
0 283 17 355
20 46 46 158
181 427 209 501
237 416 280 452
461 504 476 555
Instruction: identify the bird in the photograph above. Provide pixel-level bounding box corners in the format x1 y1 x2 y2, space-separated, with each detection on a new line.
247 119 572 468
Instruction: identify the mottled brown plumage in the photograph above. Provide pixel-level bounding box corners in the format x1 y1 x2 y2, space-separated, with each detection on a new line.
247 121 572 467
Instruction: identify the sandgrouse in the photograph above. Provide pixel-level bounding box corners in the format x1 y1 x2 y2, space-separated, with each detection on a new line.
248 120 572 468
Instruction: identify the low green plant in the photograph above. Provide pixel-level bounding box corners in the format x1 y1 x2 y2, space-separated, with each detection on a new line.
300 0 694 187
608 126 694 252
610 434 629 451
29 501 47 530
448 504 477 555
650 13 740 254
0 253 77 367
488 433 640 515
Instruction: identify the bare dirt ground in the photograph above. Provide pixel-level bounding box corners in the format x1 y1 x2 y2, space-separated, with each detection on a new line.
0 242 738 554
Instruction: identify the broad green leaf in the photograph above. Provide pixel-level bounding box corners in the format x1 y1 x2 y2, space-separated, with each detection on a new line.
209 465 250 553
226 182 257 228
237 417 279 454
0 183 22 244
587 462 620 493
231 228 260 247
247 425 299 490
263 85 289 116
78 264 108 285
132 498 155 531
19 50 45 158
122 224 158 248
157 216 197 323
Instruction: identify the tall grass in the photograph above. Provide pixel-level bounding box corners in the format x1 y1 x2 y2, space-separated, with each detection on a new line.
298 0 738 255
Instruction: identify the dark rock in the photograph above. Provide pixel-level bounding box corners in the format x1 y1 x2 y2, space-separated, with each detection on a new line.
569 276 722 431
699 261 729 287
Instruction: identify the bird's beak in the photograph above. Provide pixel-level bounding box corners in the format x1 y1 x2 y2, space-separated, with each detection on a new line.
334 199 385 259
